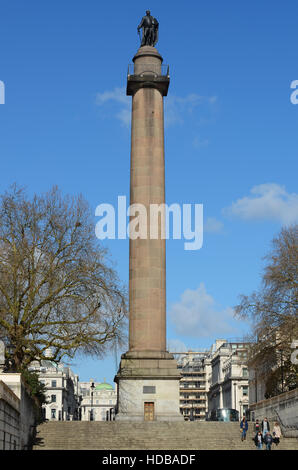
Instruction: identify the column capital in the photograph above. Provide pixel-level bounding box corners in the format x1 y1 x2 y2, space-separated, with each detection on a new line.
127 46 169 96
126 75 169 96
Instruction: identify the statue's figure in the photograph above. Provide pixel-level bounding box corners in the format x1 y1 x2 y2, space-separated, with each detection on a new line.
137 10 159 47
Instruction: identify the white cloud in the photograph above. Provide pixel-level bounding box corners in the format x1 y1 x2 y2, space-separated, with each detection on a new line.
169 283 239 338
167 339 188 353
223 183 298 225
115 108 131 128
96 87 128 106
165 94 217 128
204 217 224 233
96 87 130 127
95 87 217 129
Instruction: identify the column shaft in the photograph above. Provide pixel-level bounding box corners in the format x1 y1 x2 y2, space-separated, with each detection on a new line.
129 84 166 352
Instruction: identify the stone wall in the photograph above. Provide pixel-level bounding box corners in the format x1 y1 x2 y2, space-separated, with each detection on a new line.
249 388 298 437
0 374 40 449
19 378 40 448
0 380 20 449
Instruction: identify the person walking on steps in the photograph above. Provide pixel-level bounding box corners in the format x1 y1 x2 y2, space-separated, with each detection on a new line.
272 422 281 447
240 416 248 441
262 417 270 438
264 431 273 450
254 431 264 450
254 419 261 433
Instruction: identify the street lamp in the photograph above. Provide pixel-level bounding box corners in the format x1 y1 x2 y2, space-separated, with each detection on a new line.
90 382 95 421
233 382 237 412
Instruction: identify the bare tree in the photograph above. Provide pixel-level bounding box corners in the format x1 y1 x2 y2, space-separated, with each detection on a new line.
0 185 127 371
235 225 298 397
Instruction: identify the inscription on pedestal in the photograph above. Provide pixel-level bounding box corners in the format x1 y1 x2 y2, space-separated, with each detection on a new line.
143 386 156 394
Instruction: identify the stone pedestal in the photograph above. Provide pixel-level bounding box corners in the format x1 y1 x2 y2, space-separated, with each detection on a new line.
115 46 182 421
115 351 182 421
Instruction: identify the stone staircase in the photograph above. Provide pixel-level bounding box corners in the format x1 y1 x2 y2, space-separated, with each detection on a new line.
32 421 298 450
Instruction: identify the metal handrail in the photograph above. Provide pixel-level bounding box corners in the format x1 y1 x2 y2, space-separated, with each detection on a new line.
127 63 169 77
273 407 298 431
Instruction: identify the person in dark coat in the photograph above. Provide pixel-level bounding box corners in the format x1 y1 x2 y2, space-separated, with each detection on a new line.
254 431 264 450
261 417 270 437
264 432 273 450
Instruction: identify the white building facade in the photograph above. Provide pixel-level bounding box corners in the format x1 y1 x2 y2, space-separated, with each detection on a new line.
28 360 81 421
79 380 117 421
207 340 250 420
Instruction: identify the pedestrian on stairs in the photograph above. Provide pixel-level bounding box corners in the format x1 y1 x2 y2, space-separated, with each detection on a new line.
261 417 270 438
254 419 261 434
272 422 281 446
240 416 248 441
254 431 264 450
264 432 273 450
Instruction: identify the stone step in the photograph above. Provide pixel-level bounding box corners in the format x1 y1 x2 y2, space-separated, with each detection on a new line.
33 422 298 451
33 442 294 450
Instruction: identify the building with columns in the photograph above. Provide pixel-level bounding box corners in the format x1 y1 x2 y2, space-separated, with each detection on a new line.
79 380 117 421
207 340 250 419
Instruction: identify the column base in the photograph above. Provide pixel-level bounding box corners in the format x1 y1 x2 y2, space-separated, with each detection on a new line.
114 351 183 422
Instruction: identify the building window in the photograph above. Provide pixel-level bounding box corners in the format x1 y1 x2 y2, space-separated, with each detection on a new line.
51 380 57 387
51 394 56 403
242 386 248 396
242 368 248 378
51 409 56 419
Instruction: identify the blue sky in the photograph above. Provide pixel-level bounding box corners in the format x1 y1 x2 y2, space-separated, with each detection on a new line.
1 1 298 385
